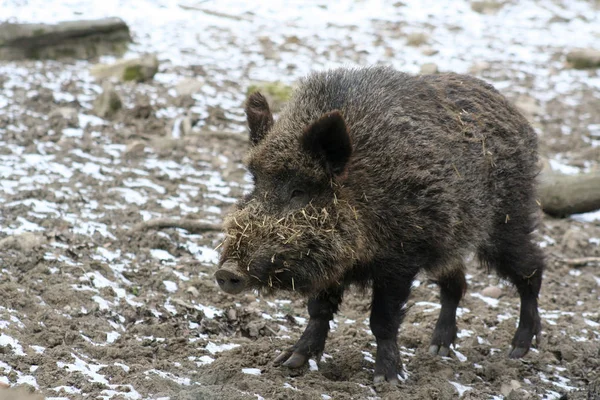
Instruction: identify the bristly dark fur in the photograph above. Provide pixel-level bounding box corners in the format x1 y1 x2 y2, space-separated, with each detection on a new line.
218 66 545 383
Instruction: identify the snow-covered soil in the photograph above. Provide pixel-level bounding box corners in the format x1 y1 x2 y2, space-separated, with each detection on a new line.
1 0 599 399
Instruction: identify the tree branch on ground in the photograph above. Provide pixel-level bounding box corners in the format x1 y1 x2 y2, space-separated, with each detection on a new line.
132 218 222 234
557 257 600 267
538 169 600 218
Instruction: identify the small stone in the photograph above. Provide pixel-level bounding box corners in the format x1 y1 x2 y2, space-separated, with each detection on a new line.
181 116 193 137
175 78 204 97
507 390 530 400
246 321 265 338
438 367 454 379
406 32 428 47
92 82 122 118
420 63 439 75
566 48 600 69
509 380 521 390
0 387 44 399
226 308 237 321
500 383 512 397
421 47 439 56
186 286 200 297
0 232 46 252
469 61 491 75
124 141 146 160
131 102 153 119
501 379 523 398
481 286 502 298
49 107 79 127
549 15 570 24
471 1 505 14
90 54 159 82
561 227 586 252
513 95 541 121
559 344 576 362
152 137 183 156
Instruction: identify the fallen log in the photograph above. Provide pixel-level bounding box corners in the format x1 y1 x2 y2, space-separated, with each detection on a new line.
132 218 221 234
557 257 600 267
0 17 131 60
538 170 600 218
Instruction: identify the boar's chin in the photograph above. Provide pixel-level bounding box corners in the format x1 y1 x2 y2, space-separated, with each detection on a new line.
252 264 324 296
219 202 364 296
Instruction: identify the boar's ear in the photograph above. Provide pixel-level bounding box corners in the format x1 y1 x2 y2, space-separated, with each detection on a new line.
245 92 274 146
302 110 352 179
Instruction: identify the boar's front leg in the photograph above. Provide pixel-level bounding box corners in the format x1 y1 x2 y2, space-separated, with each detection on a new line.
370 278 413 384
273 286 344 368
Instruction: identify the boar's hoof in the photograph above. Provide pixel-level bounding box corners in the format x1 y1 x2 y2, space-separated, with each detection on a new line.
214 268 247 295
428 344 451 357
373 373 399 386
508 346 530 359
508 318 541 359
273 349 308 368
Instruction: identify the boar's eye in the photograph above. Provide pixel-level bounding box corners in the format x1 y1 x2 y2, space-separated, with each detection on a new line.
289 189 309 206
290 189 305 199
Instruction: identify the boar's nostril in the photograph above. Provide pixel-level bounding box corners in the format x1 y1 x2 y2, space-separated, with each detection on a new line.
214 268 247 295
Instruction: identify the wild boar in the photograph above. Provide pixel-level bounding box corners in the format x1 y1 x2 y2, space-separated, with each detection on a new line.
215 66 544 384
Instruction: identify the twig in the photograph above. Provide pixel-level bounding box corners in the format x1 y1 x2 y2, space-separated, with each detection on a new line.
178 3 250 21
133 218 221 234
558 257 600 267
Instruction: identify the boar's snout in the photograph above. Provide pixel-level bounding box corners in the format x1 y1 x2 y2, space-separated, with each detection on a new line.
214 262 247 295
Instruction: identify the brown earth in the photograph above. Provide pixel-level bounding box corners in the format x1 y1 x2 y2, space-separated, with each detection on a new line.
1 5 600 400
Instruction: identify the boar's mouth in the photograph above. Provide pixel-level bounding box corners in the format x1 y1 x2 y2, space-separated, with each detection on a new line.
216 257 313 295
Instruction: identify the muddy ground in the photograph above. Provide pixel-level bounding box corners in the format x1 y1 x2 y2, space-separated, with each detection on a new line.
1 1 600 399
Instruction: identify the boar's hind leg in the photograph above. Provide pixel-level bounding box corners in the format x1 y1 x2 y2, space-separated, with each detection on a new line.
273 286 344 368
429 268 466 356
478 224 544 359
370 278 413 384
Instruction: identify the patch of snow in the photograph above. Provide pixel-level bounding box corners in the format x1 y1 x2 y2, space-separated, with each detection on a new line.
145 369 191 386
414 301 441 313
197 355 215 366
124 178 166 194
584 319 600 328
52 386 82 394
151 249 176 261
109 188 147 205
0 333 26 356
470 292 499 308
163 280 178 293
31 345 46 354
452 348 467 362
206 342 240 354
57 354 108 385
548 159 580 175
92 295 112 311
361 351 375 363
449 381 472 397
571 209 600 223
242 368 262 375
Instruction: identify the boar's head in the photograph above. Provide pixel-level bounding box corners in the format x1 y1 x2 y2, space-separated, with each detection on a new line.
214 92 365 296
